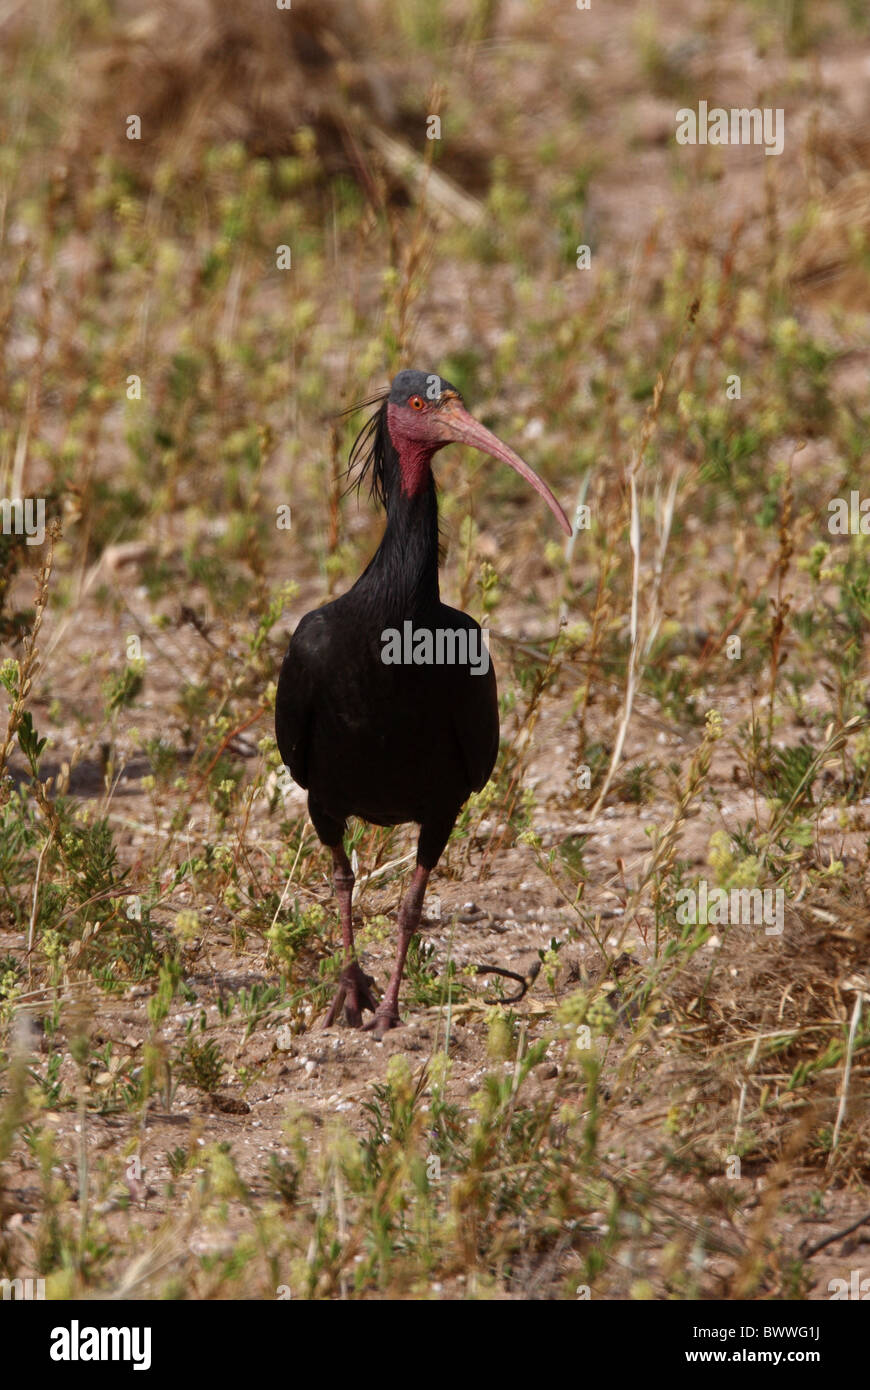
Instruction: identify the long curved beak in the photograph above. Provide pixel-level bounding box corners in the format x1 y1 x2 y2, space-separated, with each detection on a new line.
436 397 572 536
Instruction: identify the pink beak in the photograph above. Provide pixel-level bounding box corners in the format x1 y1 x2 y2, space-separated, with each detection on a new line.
436 398 572 536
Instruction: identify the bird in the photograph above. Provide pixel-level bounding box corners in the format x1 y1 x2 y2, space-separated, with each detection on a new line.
275 369 571 1037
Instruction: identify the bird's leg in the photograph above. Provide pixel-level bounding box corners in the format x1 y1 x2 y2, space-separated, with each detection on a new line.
365 864 429 1039
323 844 378 1028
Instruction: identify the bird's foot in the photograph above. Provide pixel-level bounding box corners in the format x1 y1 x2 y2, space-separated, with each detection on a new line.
323 961 379 1029
363 1007 402 1040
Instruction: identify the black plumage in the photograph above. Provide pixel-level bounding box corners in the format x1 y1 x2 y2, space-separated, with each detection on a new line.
276 370 570 1034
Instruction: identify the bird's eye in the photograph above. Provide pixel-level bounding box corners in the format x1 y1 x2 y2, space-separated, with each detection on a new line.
409 395 425 411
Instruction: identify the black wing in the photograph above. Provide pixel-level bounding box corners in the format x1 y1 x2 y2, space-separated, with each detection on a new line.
442 607 500 794
275 609 331 789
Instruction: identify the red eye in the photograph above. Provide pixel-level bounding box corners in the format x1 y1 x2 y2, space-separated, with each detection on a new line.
409 395 425 411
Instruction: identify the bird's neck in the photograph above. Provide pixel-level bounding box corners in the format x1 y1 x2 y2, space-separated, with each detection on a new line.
363 472 440 622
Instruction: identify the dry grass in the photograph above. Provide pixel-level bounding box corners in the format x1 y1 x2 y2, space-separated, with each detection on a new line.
1 0 869 1301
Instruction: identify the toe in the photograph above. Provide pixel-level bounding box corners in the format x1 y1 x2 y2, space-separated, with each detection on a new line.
364 1010 401 1039
323 986 346 1029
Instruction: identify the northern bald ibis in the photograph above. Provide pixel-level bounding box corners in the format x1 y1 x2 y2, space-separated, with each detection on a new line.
276 370 570 1036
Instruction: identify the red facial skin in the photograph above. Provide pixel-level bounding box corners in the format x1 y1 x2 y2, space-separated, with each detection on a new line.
386 396 572 536
386 402 442 497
